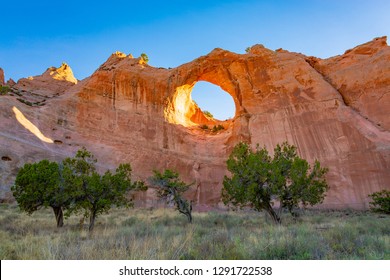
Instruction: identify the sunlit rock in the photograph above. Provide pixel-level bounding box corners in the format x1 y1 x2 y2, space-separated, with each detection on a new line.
0 37 389 209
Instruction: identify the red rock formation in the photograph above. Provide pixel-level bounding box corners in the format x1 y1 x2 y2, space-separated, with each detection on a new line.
306 36 390 131
6 79 16 87
11 62 78 106
0 67 4 85
1 40 389 209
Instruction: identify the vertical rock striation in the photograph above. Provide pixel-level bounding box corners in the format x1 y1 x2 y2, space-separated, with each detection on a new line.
0 67 4 85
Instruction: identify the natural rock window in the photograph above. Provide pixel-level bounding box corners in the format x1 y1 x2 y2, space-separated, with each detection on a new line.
191 81 235 121
164 81 236 129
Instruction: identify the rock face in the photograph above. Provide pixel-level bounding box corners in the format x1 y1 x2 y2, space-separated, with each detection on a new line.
0 67 4 85
307 37 390 131
10 62 78 106
1 38 389 208
6 79 16 87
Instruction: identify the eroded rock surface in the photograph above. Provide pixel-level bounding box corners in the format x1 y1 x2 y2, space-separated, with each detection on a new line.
0 67 4 85
11 62 78 106
1 39 389 209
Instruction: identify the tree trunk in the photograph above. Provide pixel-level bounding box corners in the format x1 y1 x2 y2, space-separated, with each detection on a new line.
53 207 64 228
89 211 96 232
186 212 192 223
265 204 281 225
176 197 193 224
277 201 284 217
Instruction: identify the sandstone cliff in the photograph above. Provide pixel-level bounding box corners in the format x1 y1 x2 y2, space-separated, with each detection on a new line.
1 38 389 209
10 62 78 106
0 67 4 85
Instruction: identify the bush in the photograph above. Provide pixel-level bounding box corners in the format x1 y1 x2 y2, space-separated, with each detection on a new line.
203 111 214 119
140 53 149 63
369 190 390 214
0 85 10 95
212 125 224 132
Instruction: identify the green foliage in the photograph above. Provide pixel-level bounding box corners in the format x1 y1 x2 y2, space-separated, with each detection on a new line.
203 110 214 119
369 190 390 214
11 160 69 227
140 53 149 63
63 147 97 177
199 124 225 133
222 142 329 224
0 85 10 95
212 124 224 132
149 169 193 223
271 143 329 214
63 149 147 232
245 47 251 53
12 147 146 232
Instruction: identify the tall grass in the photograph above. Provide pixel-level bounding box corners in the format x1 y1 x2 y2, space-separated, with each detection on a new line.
0 204 388 260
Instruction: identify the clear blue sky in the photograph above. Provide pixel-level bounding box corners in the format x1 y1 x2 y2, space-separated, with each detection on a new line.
1 0 389 119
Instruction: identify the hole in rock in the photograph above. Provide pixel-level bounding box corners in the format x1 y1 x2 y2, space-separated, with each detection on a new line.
191 82 235 121
164 81 236 129
1 156 12 161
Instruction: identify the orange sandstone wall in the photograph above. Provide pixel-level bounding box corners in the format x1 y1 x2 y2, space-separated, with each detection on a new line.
0 38 389 209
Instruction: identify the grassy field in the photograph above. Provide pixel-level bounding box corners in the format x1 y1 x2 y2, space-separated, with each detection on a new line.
0 203 388 260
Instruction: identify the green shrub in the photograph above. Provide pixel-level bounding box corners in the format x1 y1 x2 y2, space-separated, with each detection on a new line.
203 111 214 119
212 125 224 132
199 124 209 130
0 85 10 95
369 190 390 214
140 53 149 63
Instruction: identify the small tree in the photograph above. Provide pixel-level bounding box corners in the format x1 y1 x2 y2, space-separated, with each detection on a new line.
270 143 328 217
0 85 10 95
61 147 96 225
222 142 328 224
150 169 193 223
12 160 70 227
369 190 390 214
212 124 224 132
140 53 149 63
203 111 214 119
63 149 147 232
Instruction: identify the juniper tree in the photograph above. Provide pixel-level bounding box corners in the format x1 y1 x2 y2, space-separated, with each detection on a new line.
150 169 193 223
369 190 390 214
12 160 70 227
63 148 146 232
222 142 328 224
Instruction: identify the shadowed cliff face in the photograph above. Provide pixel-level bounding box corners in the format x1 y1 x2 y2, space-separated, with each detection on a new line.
1 37 389 209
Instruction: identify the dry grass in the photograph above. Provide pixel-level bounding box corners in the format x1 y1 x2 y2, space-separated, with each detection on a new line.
0 204 388 260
